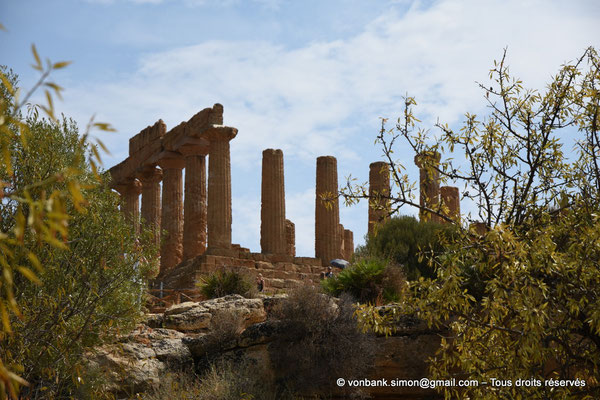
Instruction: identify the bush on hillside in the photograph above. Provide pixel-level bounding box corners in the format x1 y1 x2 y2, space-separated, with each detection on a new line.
362 215 455 280
199 270 255 299
269 285 375 398
321 257 405 304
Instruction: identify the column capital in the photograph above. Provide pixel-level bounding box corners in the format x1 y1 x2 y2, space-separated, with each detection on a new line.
157 151 185 170
113 178 142 196
414 151 441 168
205 126 238 142
179 144 209 157
137 166 163 184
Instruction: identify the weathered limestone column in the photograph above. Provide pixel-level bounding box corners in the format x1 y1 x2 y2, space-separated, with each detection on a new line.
260 149 286 254
158 152 185 273
344 229 354 260
137 167 162 246
315 156 341 266
115 178 142 235
338 224 345 260
180 146 208 260
206 128 237 252
285 219 295 257
368 161 391 234
414 151 441 223
440 186 460 223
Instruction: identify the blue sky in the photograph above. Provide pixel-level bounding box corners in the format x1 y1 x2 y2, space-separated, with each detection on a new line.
2 0 599 257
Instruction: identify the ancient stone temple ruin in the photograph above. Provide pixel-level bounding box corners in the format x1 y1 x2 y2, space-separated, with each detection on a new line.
413 151 461 223
110 104 358 292
110 105 464 293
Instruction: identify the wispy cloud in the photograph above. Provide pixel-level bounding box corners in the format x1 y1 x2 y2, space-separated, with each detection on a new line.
59 0 599 255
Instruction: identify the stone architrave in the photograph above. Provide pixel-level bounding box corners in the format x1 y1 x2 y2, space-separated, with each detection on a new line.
414 152 441 223
260 149 286 255
180 146 208 260
137 167 162 246
285 219 295 257
158 152 185 273
206 127 237 252
114 178 142 235
344 229 354 260
368 161 391 235
440 186 460 223
315 156 341 266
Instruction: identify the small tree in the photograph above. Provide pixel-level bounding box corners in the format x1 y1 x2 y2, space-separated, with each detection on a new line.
349 47 600 398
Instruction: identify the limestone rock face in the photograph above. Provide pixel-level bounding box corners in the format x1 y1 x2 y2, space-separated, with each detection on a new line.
163 295 266 332
85 326 191 395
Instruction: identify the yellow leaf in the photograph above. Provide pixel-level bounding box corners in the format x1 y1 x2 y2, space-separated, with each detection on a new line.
31 44 42 70
27 252 43 273
0 300 11 333
52 61 72 69
17 266 41 285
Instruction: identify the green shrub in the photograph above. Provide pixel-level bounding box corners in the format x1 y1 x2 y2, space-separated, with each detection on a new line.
270 285 375 398
363 215 455 280
321 258 405 303
199 270 255 299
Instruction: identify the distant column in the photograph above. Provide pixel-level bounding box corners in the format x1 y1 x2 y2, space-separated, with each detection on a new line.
368 161 390 234
315 156 341 266
206 127 237 252
115 178 142 235
158 153 185 273
285 219 296 257
137 167 162 246
180 146 208 260
344 229 354 260
414 151 441 223
440 186 460 223
260 149 286 254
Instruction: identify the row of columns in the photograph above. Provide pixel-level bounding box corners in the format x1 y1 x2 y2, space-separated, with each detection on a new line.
116 131 236 275
413 152 460 223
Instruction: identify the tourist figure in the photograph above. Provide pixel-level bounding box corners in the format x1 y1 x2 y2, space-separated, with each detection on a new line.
256 273 265 292
324 266 334 279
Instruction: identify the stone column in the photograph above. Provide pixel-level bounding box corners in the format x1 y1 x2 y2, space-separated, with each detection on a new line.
158 153 185 273
338 224 345 260
261 149 286 254
315 156 341 266
285 219 295 257
137 167 162 246
440 186 460 223
206 128 237 252
344 229 354 260
115 178 142 235
414 151 441 223
368 161 391 235
180 146 208 260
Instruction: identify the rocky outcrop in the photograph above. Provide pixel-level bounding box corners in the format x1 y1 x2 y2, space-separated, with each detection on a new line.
86 295 443 399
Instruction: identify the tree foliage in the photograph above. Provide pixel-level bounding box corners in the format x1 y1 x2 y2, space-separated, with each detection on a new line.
0 42 151 398
349 47 600 398
360 215 455 280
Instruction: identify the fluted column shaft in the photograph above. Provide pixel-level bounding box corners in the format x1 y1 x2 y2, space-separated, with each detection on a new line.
285 219 295 257
414 152 441 223
261 149 286 254
344 229 354 260
315 156 341 266
207 137 232 250
368 161 390 234
440 186 460 223
115 179 142 235
138 167 162 246
182 153 207 259
158 156 185 273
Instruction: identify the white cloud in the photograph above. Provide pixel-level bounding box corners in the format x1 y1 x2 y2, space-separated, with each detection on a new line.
59 0 599 256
